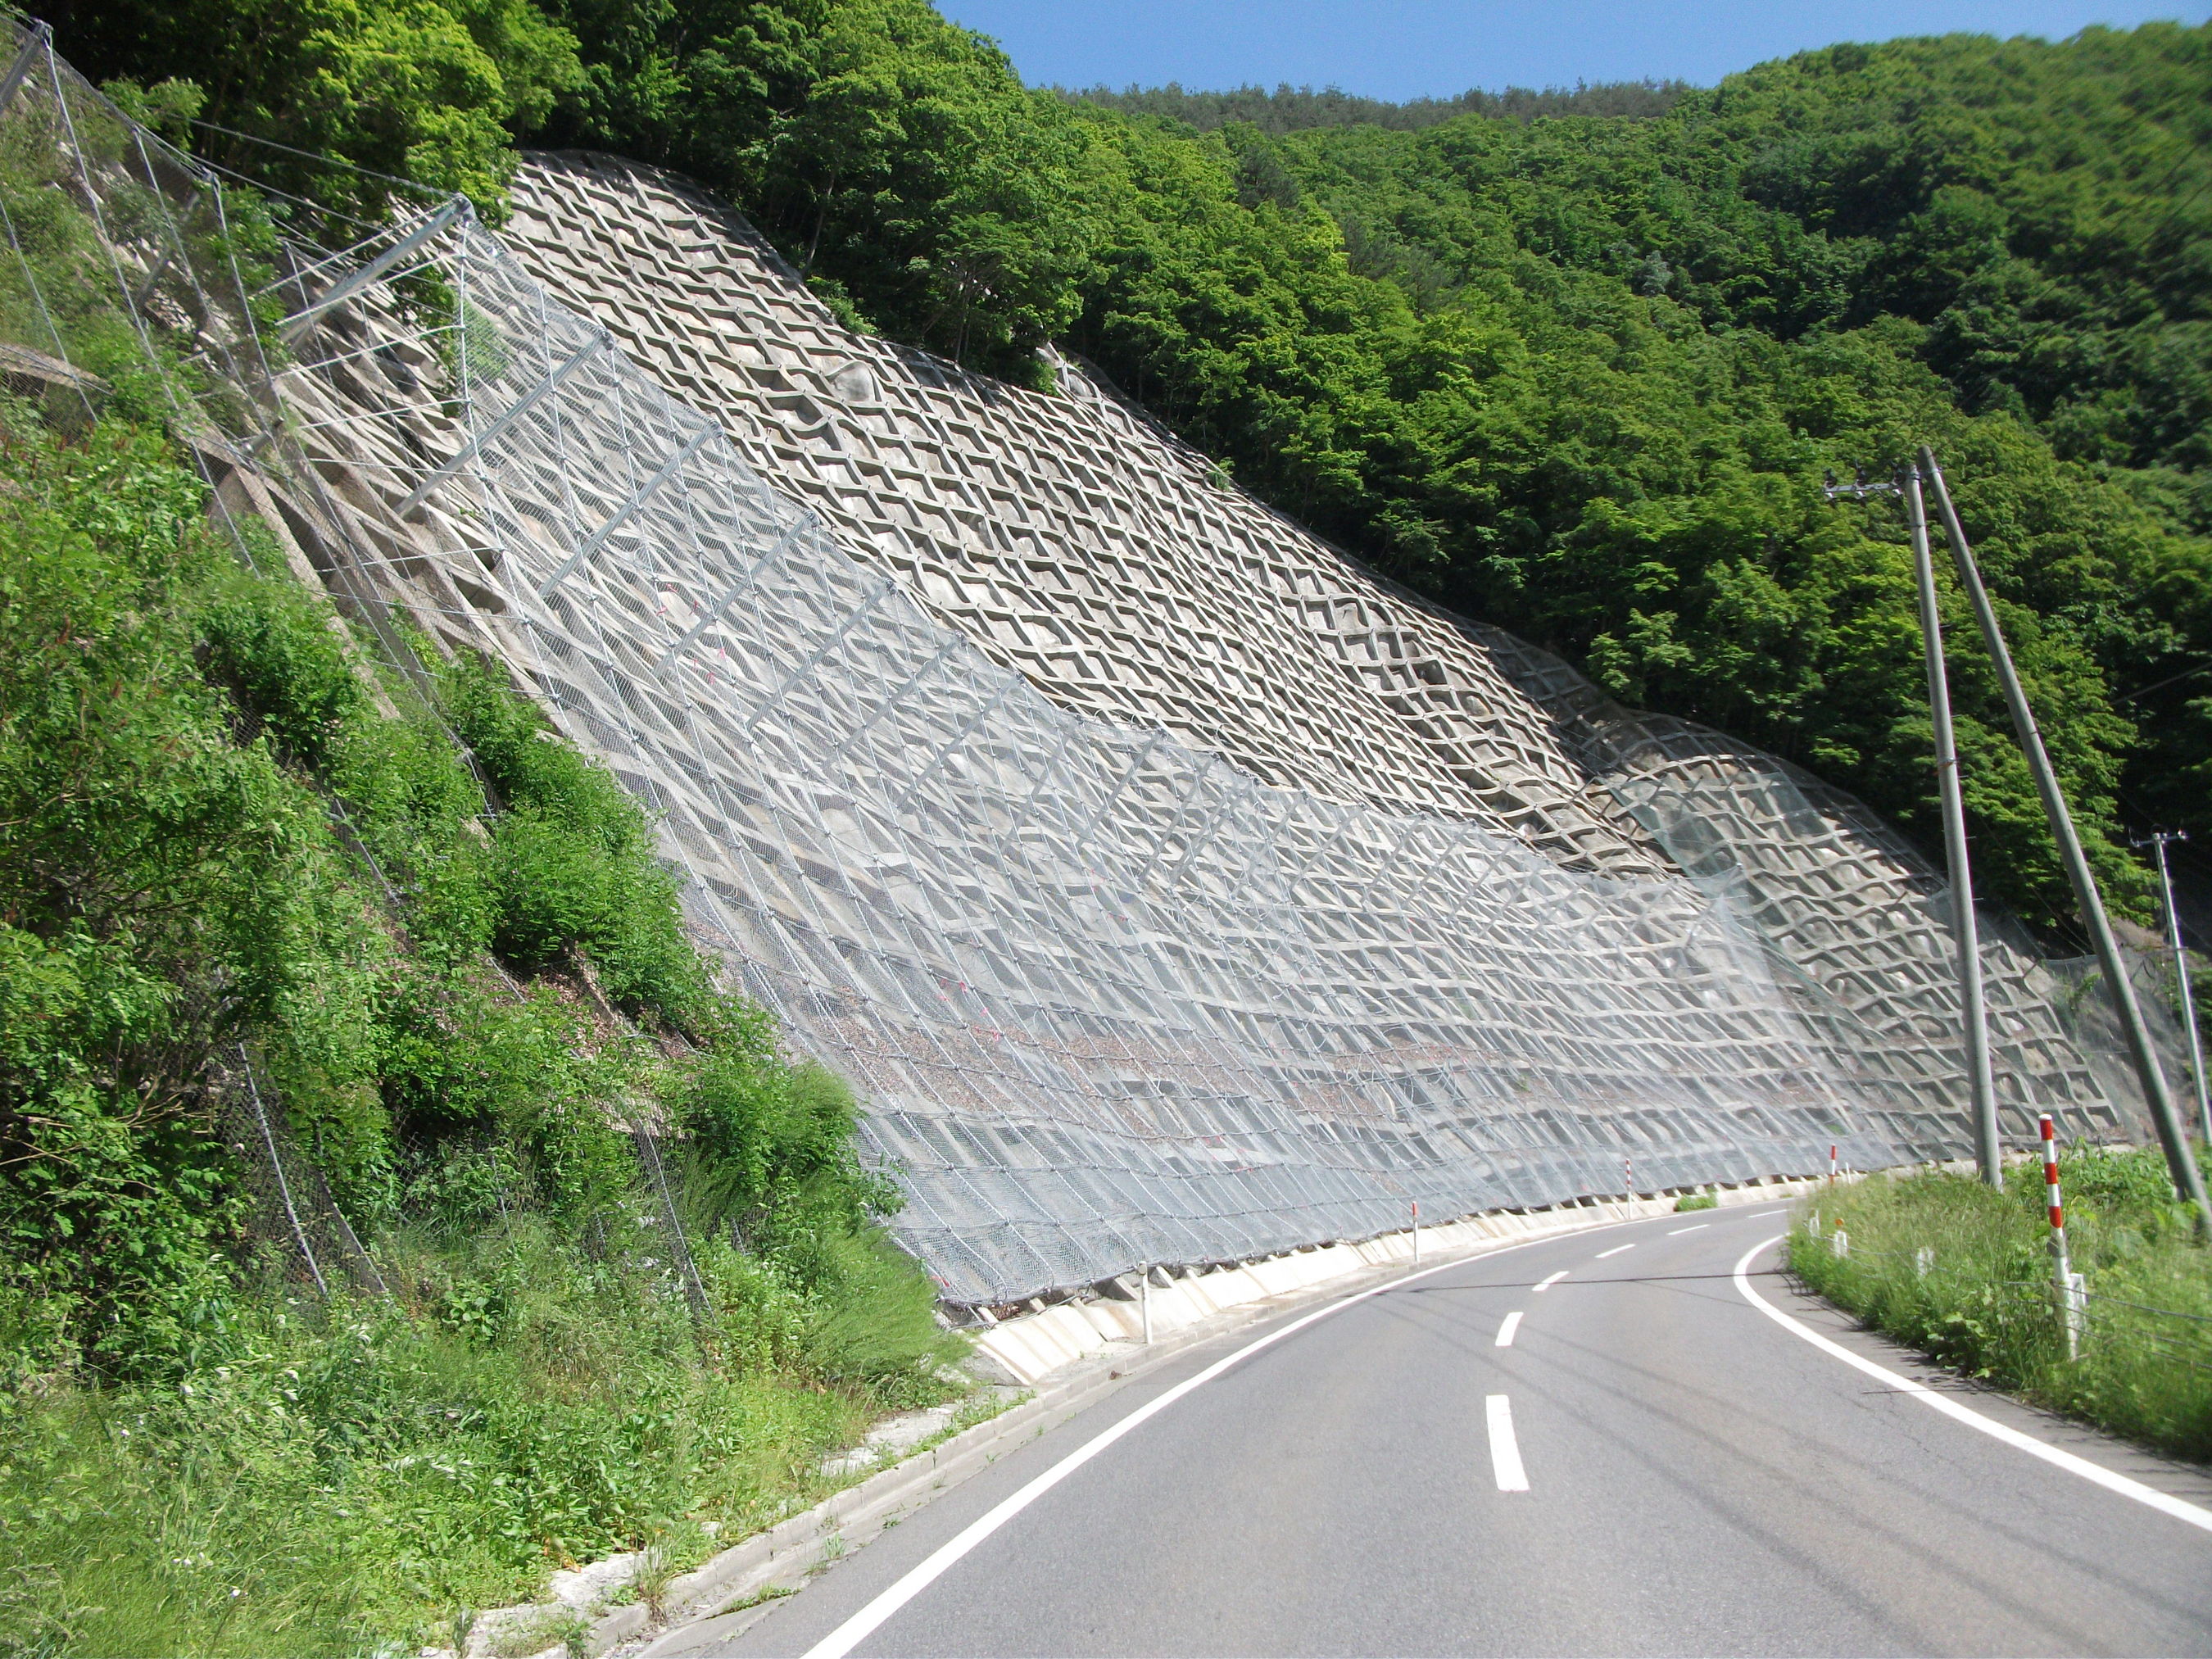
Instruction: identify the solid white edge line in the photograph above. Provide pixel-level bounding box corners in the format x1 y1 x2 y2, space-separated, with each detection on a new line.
1532 1270 1568 1293
1668 1223 1710 1235
1486 1394 1530 1491
1495 1310 1523 1347
1595 1242 1635 1258
799 1222 1609 1658
1732 1235 2212 1536
1747 1208 1788 1217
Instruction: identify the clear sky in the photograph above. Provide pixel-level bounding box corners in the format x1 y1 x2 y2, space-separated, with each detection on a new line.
937 1 2211 97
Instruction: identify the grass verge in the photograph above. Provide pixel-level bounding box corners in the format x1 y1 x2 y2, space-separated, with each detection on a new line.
1788 1145 2212 1462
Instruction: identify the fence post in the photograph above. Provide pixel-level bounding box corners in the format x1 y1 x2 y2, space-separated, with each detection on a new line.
2042 1114 2080 1361
1412 1200 1421 1269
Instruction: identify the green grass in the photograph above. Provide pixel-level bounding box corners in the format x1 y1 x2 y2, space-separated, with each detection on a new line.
1790 1146 2212 1462
0 1216 967 1657
1673 1191 1717 1213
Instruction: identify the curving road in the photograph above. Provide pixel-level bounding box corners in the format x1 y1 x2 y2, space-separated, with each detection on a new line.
707 1205 2212 1657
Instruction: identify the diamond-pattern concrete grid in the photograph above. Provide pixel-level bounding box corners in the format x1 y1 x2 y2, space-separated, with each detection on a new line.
254 152 2162 1303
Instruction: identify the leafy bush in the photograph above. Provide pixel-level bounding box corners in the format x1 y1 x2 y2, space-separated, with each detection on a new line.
1674 1191 1717 1212
1790 1147 2212 1460
0 405 962 1652
440 651 716 1026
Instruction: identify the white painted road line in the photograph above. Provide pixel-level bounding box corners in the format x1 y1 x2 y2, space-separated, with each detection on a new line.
796 1224 1633 1658
1495 1311 1523 1347
1533 1270 1568 1293
1668 1223 1709 1235
1734 1236 2212 1537
1748 1208 1788 1217
1595 1243 1636 1258
1486 1394 1530 1492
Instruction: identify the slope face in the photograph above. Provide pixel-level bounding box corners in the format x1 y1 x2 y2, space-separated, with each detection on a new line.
222 162 2160 1303
498 154 2148 1153
504 154 1662 878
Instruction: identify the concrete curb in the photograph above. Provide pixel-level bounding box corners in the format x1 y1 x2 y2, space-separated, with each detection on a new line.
604 1178 1820 1656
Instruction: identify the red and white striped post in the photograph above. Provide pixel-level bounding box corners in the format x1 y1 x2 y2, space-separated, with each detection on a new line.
1829 1144 1838 1185
2042 1114 2081 1359
1624 1155 1635 1198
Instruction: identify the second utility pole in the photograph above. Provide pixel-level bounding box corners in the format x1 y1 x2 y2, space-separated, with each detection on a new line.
1904 465 2001 1185
2136 829 2211 1146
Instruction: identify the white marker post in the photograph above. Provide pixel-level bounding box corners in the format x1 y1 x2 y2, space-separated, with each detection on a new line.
1140 1262 1153 1346
2042 1116 2082 1360
1411 1200 1421 1270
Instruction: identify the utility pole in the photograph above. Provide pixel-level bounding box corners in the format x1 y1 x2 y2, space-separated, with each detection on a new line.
2134 829 2211 1146
1822 463 2000 1184
1920 447 2212 1235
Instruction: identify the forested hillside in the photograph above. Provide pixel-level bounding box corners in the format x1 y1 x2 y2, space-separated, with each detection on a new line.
60 0 2212 933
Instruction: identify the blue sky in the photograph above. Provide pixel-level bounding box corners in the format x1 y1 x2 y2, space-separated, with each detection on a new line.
937 1 2211 97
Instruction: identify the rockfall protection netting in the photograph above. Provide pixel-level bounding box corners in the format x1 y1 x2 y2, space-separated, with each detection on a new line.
2 34 2192 1305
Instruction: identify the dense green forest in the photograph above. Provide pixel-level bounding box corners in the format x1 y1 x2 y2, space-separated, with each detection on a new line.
1063 77 1692 133
58 0 2212 931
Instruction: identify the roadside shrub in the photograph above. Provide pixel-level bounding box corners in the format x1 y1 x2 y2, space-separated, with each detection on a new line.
0 406 962 1653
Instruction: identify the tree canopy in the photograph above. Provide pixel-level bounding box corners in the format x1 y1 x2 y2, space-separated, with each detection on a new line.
61 3 2212 934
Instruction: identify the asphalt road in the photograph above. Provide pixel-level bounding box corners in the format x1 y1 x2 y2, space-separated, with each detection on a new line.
712 1204 2212 1657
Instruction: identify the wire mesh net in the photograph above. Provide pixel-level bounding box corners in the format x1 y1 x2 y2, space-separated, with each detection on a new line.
0 21 2190 1310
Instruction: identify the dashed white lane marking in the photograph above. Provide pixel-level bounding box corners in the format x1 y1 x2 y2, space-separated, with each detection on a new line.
1734 1237 2212 1536
798 1222 1635 1658
1668 1223 1710 1235
1595 1243 1636 1258
1495 1311 1523 1347
1533 1270 1569 1293
1486 1394 1530 1492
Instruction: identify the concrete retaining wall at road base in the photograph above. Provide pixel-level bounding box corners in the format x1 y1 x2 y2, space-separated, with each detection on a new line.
553 1176 1824 1658
964 1178 1814 1386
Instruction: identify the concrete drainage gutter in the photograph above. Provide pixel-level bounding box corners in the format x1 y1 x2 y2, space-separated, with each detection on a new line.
462 1179 1820 1659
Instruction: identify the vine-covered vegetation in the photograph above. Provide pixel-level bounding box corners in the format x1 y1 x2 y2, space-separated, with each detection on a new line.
65 2 2212 938
0 404 959 1652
